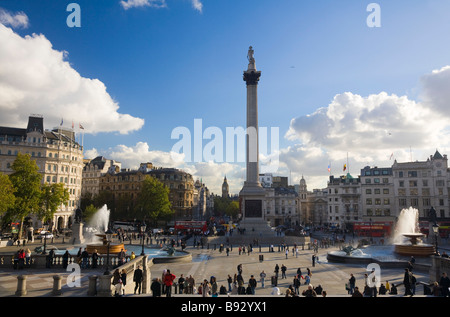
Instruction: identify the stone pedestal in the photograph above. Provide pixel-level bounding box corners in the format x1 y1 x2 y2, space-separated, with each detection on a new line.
15 275 27 296
52 275 62 296
72 222 85 245
87 275 98 296
97 275 113 297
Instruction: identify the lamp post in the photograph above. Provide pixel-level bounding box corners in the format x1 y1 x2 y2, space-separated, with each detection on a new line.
141 222 147 256
432 223 439 255
42 224 49 255
104 228 113 275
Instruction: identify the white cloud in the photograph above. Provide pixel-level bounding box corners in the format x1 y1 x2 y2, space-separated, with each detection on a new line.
191 0 203 13
119 0 203 12
283 67 450 190
0 24 144 134
120 0 167 10
0 8 29 29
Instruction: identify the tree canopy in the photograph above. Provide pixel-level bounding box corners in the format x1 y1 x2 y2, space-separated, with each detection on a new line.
7 153 42 238
134 175 173 226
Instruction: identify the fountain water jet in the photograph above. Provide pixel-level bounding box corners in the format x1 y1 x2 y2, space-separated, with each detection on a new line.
393 207 435 257
83 205 125 254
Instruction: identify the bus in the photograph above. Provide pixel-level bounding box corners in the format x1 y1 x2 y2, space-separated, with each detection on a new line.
419 221 450 238
174 221 207 234
112 221 136 232
352 222 393 238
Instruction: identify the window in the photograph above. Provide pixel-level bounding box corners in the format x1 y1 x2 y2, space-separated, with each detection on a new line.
408 171 418 177
366 199 372 205
366 189 372 194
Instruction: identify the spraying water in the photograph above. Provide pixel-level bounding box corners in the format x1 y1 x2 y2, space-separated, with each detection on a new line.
84 205 110 244
392 207 420 244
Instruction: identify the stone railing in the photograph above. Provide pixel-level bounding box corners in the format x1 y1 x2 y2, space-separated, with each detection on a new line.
0 253 124 270
9 255 153 297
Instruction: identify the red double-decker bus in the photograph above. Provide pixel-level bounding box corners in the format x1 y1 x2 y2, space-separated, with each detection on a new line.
419 221 450 238
352 222 393 238
174 221 207 233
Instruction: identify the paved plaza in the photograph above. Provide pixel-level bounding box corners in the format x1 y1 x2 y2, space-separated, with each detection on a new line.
0 234 443 298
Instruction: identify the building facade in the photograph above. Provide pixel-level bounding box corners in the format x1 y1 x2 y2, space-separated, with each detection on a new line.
82 156 121 198
392 151 449 220
0 115 84 230
263 187 300 227
326 174 361 229
99 164 196 221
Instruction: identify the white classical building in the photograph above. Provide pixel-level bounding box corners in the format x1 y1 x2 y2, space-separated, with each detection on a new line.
0 115 84 230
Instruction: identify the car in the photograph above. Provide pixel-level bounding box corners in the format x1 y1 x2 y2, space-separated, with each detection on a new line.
38 231 54 239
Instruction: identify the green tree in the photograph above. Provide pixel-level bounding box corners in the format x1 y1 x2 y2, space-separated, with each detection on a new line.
38 183 69 224
8 153 42 238
225 200 240 219
83 204 98 224
0 172 15 216
134 175 172 226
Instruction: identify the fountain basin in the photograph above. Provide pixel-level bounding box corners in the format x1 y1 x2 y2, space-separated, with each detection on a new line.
86 243 126 254
393 232 435 257
393 243 435 257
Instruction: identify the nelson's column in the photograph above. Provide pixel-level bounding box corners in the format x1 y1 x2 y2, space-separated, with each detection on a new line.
239 46 266 221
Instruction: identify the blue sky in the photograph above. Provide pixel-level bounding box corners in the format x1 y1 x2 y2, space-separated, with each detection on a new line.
2 0 450 194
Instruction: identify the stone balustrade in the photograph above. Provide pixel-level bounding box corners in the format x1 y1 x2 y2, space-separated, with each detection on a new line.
0 252 123 270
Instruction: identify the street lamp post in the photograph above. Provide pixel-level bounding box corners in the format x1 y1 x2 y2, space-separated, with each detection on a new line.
432 223 440 255
104 229 114 275
141 222 147 256
42 224 49 255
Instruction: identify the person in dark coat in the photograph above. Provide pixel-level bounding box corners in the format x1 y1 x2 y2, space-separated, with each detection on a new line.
403 268 412 296
439 272 450 297
62 250 70 269
151 278 162 297
133 265 144 294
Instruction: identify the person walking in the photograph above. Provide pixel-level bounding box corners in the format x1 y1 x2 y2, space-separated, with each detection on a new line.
260 270 266 288
281 264 287 279
293 275 301 295
348 273 356 294
133 265 144 295
249 275 257 295
121 269 127 296
163 269 176 297
403 268 412 296
227 274 233 292
178 274 185 294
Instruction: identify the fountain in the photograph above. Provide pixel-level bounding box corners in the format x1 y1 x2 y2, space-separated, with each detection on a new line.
392 207 435 257
327 207 435 264
82 205 125 255
67 205 191 262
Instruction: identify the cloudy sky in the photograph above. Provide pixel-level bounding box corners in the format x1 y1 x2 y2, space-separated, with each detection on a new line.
2 0 450 195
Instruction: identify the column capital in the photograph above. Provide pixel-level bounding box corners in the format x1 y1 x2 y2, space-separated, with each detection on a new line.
243 70 261 86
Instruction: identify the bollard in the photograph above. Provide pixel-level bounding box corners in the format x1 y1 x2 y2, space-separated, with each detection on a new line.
15 275 27 296
52 275 62 296
88 275 98 296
